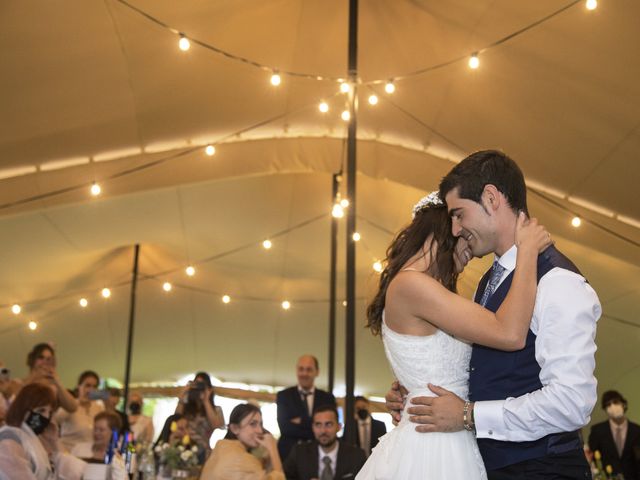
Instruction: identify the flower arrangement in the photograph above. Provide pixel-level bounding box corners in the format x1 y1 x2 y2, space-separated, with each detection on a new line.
155 431 199 471
591 450 623 480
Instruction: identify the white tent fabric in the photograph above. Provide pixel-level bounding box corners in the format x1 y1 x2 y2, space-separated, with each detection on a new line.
1 0 639 425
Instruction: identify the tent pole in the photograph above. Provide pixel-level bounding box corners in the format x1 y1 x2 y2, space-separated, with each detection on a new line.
344 0 358 444
328 174 339 394
122 244 140 418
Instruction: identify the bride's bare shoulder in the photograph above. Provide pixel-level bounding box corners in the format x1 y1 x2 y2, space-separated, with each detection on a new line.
388 270 442 299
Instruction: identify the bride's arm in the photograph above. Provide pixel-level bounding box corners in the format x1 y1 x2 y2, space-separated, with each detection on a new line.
391 214 550 350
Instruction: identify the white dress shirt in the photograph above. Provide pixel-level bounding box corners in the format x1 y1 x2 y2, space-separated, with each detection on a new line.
358 417 372 456
474 245 601 442
317 442 339 478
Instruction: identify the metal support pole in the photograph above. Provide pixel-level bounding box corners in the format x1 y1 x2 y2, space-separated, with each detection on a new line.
344 0 358 445
328 174 339 394
122 244 140 418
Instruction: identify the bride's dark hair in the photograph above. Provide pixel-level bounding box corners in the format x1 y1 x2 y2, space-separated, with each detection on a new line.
366 205 458 336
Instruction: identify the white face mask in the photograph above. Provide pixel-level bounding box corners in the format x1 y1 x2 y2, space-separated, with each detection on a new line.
606 403 625 420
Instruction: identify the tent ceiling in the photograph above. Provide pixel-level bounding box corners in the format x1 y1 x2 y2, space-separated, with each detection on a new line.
1 0 639 423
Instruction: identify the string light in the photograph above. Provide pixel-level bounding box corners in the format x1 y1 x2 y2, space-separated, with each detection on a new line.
178 35 190 51
318 101 329 113
162 282 172 292
340 198 349 208
185 265 196 276
205 145 216 156
340 82 350 94
586 0 597 10
342 300 347 307
101 288 111 298
281 300 291 310
28 321 38 331
90 182 101 196
262 239 272 250
270 72 282 86
11 304 21 314
468 53 480 69
222 295 231 304
341 110 351 122
352 232 361 242
373 260 383 273
368 94 378 105
384 81 396 94
79 298 88 308
571 216 582 227
332 204 344 218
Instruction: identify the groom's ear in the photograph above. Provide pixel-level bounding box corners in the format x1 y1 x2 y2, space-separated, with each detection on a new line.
481 184 501 213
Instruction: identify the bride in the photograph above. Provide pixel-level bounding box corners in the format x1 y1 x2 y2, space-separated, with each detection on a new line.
356 192 551 479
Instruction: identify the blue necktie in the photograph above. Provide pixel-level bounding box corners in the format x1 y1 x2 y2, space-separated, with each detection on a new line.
479 261 506 307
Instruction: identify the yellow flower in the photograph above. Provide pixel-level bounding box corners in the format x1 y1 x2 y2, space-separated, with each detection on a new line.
182 434 190 445
170 421 178 432
594 450 601 460
606 465 613 474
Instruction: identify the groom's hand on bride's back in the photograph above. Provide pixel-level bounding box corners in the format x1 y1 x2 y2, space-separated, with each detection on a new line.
407 383 465 433
385 380 407 424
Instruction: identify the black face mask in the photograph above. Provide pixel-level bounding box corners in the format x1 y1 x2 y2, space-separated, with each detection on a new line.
129 402 142 415
356 408 369 421
26 410 51 435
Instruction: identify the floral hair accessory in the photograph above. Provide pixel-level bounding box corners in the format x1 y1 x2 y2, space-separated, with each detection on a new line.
412 191 443 218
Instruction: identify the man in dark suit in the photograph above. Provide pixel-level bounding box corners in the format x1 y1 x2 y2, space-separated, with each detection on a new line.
284 404 366 480
589 390 640 480
277 354 336 460
351 396 386 457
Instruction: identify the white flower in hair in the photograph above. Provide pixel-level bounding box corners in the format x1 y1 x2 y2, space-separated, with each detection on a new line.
412 191 443 218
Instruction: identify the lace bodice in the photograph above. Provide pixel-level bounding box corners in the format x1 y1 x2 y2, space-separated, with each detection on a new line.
382 320 471 399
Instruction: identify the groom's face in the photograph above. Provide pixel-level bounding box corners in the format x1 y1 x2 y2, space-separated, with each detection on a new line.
445 187 497 258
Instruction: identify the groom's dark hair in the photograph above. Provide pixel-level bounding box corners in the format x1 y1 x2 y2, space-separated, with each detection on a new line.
439 150 528 215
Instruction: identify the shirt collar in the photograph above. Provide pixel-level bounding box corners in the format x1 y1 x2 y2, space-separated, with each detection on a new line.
318 441 339 470
495 244 517 273
298 386 315 395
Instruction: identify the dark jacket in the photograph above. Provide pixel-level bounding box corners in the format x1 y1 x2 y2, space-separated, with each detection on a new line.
589 420 640 480
283 440 366 480
276 386 336 460
349 417 386 454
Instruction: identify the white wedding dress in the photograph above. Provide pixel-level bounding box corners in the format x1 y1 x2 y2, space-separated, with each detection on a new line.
356 319 487 479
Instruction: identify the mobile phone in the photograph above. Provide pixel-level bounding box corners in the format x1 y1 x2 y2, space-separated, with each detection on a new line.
88 390 110 401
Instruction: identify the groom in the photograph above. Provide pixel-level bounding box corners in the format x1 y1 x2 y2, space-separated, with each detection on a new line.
386 150 600 478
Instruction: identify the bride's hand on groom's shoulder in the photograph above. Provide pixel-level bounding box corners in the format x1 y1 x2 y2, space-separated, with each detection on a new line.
515 212 553 253
407 384 465 433
385 380 407 424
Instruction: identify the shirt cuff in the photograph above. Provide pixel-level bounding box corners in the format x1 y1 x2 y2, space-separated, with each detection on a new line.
474 400 507 440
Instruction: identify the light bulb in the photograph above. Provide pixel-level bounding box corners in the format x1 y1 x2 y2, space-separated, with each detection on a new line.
319 101 329 113
101 288 111 298
222 295 231 304
373 261 383 273
340 198 349 208
384 82 395 94
90 183 101 196
342 300 347 307
11 304 21 314
28 321 38 331
179 36 190 51
340 82 350 93
205 145 216 156
352 232 361 241
79 298 88 308
571 216 582 228
332 204 344 218
281 300 291 310
262 239 272 250
270 73 282 86
163 282 172 292
185 266 196 276
341 110 350 122
368 94 378 105
586 0 597 10
468 53 480 69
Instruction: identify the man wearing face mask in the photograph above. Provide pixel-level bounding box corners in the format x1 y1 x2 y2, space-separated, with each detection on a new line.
127 391 154 445
351 397 386 458
589 390 640 479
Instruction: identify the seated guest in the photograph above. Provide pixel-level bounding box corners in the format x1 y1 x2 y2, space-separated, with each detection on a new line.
128 391 154 444
104 387 128 434
155 414 189 446
71 411 122 462
175 372 224 459
54 370 104 451
23 343 78 414
0 382 86 479
351 396 386 457
284 404 366 480
589 390 640 480
277 355 336 461
201 403 284 480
